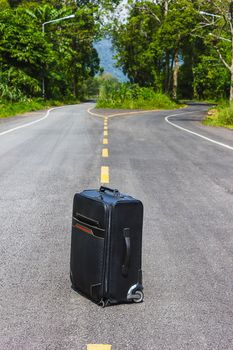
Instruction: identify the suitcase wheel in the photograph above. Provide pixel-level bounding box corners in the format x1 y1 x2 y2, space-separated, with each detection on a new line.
99 299 106 308
98 299 111 308
132 290 144 303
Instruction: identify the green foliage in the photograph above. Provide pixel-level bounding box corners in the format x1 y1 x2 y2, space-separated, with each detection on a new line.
2 0 233 111
0 98 64 118
111 0 233 102
0 67 41 101
217 107 233 126
0 1 101 103
112 2 163 89
193 56 230 100
204 104 233 128
112 0 199 96
97 80 178 109
0 0 9 9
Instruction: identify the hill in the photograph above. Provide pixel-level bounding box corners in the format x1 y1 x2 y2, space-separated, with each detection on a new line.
95 38 128 82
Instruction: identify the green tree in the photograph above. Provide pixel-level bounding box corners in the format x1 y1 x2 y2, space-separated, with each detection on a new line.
193 55 230 100
195 0 233 101
0 1 101 101
112 2 164 90
157 0 199 98
112 0 199 98
0 6 51 99
0 0 9 9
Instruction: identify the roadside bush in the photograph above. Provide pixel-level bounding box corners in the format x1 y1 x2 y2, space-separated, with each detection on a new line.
97 81 178 110
217 105 233 126
0 83 26 102
0 98 63 118
204 103 233 128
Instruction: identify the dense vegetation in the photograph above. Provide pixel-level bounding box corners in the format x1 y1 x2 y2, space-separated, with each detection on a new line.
0 99 63 118
112 0 233 103
204 105 233 129
96 78 178 109
1 0 233 125
0 0 119 106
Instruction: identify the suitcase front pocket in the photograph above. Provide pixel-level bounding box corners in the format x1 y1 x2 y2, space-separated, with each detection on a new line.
72 217 105 239
71 219 105 300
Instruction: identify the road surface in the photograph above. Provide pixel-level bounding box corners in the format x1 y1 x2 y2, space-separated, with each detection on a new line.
0 103 233 350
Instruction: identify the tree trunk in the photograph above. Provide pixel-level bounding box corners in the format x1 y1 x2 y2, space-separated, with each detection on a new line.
72 38 78 98
227 0 233 102
164 0 169 16
173 48 179 100
230 69 233 102
230 30 233 102
164 50 170 93
164 1 169 92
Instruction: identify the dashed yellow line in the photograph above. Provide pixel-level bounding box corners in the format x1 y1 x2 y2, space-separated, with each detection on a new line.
102 148 109 157
101 166 109 184
101 117 110 184
87 345 111 350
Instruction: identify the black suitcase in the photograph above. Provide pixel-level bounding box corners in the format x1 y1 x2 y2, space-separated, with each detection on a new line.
70 186 144 306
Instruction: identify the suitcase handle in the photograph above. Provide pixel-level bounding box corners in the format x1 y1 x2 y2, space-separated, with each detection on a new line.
99 186 120 196
122 228 131 276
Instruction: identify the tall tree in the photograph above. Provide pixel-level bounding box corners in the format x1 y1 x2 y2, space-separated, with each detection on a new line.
112 1 164 89
196 0 233 101
112 0 199 98
157 0 198 98
0 1 101 100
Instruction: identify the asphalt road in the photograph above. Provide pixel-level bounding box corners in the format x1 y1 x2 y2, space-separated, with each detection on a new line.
0 103 233 350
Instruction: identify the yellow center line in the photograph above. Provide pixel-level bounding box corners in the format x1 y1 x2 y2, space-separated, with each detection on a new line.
102 148 109 157
101 166 109 184
100 116 110 185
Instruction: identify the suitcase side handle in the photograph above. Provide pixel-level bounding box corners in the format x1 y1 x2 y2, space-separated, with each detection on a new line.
122 228 131 276
99 186 120 196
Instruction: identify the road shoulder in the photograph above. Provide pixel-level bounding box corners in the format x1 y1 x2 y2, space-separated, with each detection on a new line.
0 110 48 133
166 108 233 149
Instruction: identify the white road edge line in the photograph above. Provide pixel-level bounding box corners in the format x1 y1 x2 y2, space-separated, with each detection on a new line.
165 112 233 151
0 106 66 137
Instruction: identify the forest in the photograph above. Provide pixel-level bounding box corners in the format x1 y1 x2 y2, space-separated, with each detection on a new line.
0 0 120 105
0 0 233 119
111 0 233 102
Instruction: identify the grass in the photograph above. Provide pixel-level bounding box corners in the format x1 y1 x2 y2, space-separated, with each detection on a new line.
0 98 79 118
97 93 179 110
203 103 233 129
96 83 182 110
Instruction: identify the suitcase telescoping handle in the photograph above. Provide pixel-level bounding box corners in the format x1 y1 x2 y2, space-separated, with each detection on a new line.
99 186 120 196
122 228 131 276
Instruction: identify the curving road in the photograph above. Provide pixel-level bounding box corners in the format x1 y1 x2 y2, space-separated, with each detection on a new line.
0 103 233 350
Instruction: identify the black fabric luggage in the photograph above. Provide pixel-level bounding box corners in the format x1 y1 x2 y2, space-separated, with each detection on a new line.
70 186 144 306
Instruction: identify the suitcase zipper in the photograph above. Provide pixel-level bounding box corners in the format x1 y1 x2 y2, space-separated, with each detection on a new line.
102 204 112 300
